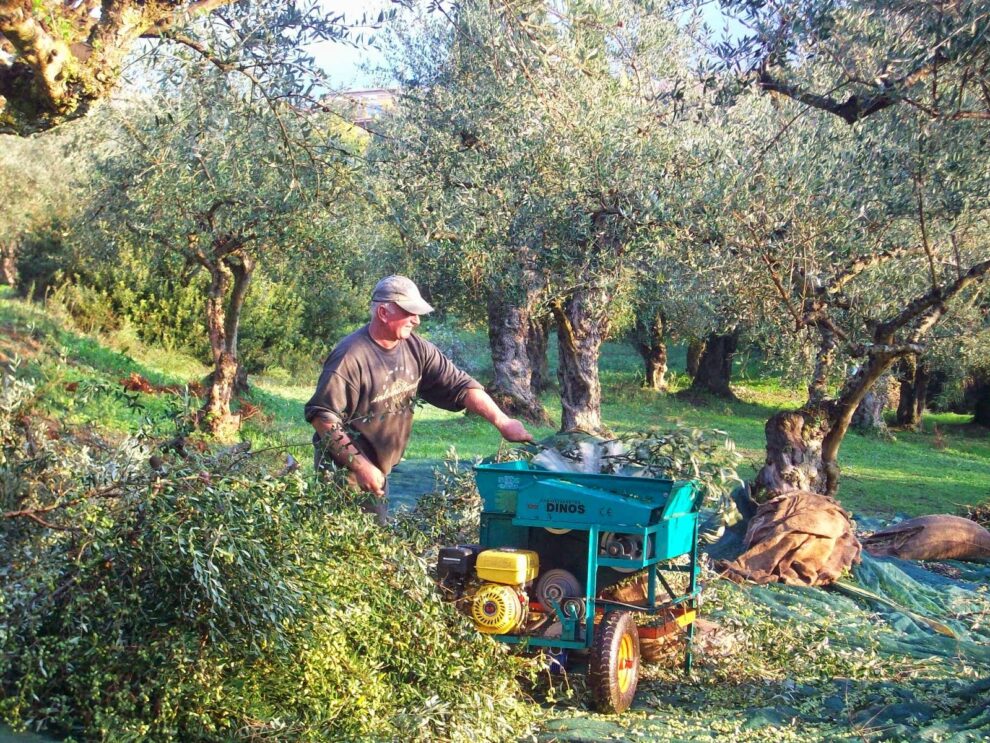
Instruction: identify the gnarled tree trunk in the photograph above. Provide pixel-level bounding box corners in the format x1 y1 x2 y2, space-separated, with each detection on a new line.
755 351 903 499
851 375 891 434
690 330 738 398
753 407 831 497
201 249 254 437
551 284 610 435
486 292 551 424
686 338 706 378
896 356 929 429
0 241 17 286
632 311 668 391
0 0 239 134
527 312 552 394
753 248 990 502
966 371 990 427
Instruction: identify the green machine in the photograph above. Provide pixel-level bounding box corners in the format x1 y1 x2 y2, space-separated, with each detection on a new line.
436 460 703 713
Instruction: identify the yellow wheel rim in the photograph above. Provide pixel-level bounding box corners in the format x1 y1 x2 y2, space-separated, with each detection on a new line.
616 632 636 694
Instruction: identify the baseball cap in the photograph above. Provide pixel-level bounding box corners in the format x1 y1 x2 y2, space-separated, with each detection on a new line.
371 275 435 315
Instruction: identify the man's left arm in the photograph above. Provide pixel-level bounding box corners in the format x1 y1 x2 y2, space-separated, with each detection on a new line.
462 388 534 442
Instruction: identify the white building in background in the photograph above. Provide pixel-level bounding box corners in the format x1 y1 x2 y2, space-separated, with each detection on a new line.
326 88 397 126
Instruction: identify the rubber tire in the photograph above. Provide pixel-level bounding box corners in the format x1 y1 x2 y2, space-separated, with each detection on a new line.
588 610 641 713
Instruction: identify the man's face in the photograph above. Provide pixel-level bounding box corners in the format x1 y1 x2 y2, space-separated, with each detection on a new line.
379 302 421 341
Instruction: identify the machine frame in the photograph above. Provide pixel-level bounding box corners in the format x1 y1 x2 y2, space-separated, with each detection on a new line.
473 461 703 675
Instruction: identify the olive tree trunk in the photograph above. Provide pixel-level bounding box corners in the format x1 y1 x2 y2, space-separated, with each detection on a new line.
527 312 552 394
486 293 551 424
755 352 905 499
632 311 668 391
551 285 610 434
754 251 990 500
201 250 254 437
690 330 738 398
686 338 706 378
895 356 929 429
967 372 990 427
851 377 891 434
0 241 17 286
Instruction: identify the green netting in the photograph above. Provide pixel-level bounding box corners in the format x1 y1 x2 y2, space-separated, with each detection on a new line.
539 516 990 742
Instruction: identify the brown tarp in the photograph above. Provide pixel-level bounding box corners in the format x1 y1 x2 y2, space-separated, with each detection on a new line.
720 491 861 586
862 514 990 562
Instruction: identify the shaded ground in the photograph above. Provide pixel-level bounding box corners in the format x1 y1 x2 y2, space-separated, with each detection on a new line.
388 458 445 513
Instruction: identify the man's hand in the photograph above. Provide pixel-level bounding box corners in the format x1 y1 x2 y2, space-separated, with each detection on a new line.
463 388 535 443
497 417 534 443
352 458 386 497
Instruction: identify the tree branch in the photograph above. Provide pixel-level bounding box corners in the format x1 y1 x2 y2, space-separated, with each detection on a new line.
1 0 238 133
877 256 990 342
909 257 990 341
756 245 803 328
757 55 940 125
222 251 254 355
828 247 914 294
758 72 898 125
3 483 124 530
0 1 75 112
915 179 938 290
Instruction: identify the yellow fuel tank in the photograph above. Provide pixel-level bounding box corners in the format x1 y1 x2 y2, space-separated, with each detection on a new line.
476 549 539 585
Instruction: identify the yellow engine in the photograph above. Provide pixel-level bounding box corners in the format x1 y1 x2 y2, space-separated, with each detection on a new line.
470 583 526 634
467 549 539 635
476 548 539 585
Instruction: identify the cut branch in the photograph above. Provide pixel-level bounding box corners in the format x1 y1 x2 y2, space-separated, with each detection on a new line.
757 53 943 125
758 72 900 125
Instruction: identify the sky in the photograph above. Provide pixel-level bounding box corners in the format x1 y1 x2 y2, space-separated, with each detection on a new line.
313 0 744 91
312 0 397 90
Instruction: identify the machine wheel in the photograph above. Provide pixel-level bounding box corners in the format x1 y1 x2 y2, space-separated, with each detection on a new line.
588 610 640 713
600 532 653 574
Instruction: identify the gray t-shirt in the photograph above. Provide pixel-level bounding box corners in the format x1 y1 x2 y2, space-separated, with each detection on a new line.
304 325 483 474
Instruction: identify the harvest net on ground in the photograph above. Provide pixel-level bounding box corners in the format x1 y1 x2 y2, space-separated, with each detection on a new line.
541 512 990 742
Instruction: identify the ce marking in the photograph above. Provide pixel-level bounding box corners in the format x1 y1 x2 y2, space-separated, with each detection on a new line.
599 507 613 518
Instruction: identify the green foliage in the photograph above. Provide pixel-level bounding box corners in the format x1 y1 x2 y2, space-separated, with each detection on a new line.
110 271 209 357
44 278 121 335
0 364 537 741
526 426 744 517
294 276 371 358
421 318 492 379
377 0 699 320
3 292 990 741
402 452 484 548
13 230 77 296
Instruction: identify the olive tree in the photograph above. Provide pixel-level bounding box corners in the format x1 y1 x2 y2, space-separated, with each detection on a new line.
717 0 990 125
87 64 358 435
686 89 990 498
379 0 704 433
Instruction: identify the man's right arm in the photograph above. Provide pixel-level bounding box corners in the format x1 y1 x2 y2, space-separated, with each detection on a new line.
311 414 386 497
306 351 385 497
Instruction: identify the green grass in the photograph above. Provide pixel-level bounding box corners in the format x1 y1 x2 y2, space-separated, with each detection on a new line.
3 295 988 517
0 298 205 440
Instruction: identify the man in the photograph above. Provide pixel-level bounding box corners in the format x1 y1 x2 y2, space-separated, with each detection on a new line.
305 275 533 523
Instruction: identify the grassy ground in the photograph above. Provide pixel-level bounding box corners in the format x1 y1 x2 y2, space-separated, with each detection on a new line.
3 293 987 518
